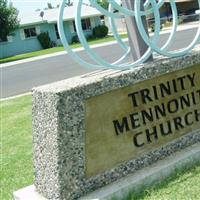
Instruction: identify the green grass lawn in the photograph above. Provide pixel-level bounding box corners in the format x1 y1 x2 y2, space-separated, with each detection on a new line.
0 96 33 200
1 95 200 200
125 163 200 200
0 34 128 64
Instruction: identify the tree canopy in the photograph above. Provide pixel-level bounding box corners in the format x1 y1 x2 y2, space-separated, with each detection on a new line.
0 0 19 41
97 0 109 10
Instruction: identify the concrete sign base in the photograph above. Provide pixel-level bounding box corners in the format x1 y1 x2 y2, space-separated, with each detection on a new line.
14 45 200 200
13 143 200 200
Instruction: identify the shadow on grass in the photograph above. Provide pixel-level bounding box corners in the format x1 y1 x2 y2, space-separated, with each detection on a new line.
111 160 200 200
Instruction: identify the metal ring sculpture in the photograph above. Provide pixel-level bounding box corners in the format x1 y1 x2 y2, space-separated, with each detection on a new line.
58 0 200 70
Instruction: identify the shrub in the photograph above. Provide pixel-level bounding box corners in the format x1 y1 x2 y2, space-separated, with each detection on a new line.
71 34 94 44
50 41 57 47
93 25 108 38
164 21 173 28
71 35 79 43
86 34 94 41
37 32 52 49
150 23 163 33
150 24 155 32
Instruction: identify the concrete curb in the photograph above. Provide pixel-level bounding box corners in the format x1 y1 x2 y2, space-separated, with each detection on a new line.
0 40 122 69
0 92 31 101
13 142 200 200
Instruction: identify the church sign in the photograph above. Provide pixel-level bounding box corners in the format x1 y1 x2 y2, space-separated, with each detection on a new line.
85 65 200 177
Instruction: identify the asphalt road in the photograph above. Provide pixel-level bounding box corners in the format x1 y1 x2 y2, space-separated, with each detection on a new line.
1 27 199 98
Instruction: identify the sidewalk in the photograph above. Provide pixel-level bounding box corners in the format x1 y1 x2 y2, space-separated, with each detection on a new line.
1 21 199 69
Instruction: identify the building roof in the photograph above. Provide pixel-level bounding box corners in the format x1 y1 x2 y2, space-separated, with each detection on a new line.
19 4 101 26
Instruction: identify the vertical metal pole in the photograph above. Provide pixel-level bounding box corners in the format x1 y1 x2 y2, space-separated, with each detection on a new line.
122 0 153 61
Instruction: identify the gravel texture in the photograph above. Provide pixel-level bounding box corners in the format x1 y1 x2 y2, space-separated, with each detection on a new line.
32 47 200 200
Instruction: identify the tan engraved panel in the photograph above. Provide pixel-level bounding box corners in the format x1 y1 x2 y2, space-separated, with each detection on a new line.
85 65 200 177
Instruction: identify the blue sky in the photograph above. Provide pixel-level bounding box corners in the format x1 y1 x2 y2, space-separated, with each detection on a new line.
10 0 121 15
10 0 61 14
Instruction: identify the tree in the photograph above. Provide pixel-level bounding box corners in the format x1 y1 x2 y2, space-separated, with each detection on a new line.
0 0 19 41
97 0 109 10
40 11 44 20
47 3 53 9
65 0 73 7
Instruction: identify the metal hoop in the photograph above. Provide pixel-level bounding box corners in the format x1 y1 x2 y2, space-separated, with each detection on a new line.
58 0 200 70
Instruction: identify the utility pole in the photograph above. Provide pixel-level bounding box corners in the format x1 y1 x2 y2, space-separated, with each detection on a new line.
121 0 153 62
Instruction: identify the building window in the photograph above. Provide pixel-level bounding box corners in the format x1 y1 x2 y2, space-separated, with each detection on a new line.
73 21 77 32
54 24 60 39
81 18 91 30
72 18 91 32
24 27 37 38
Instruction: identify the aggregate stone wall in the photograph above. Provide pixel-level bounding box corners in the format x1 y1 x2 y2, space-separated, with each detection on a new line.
32 47 200 200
